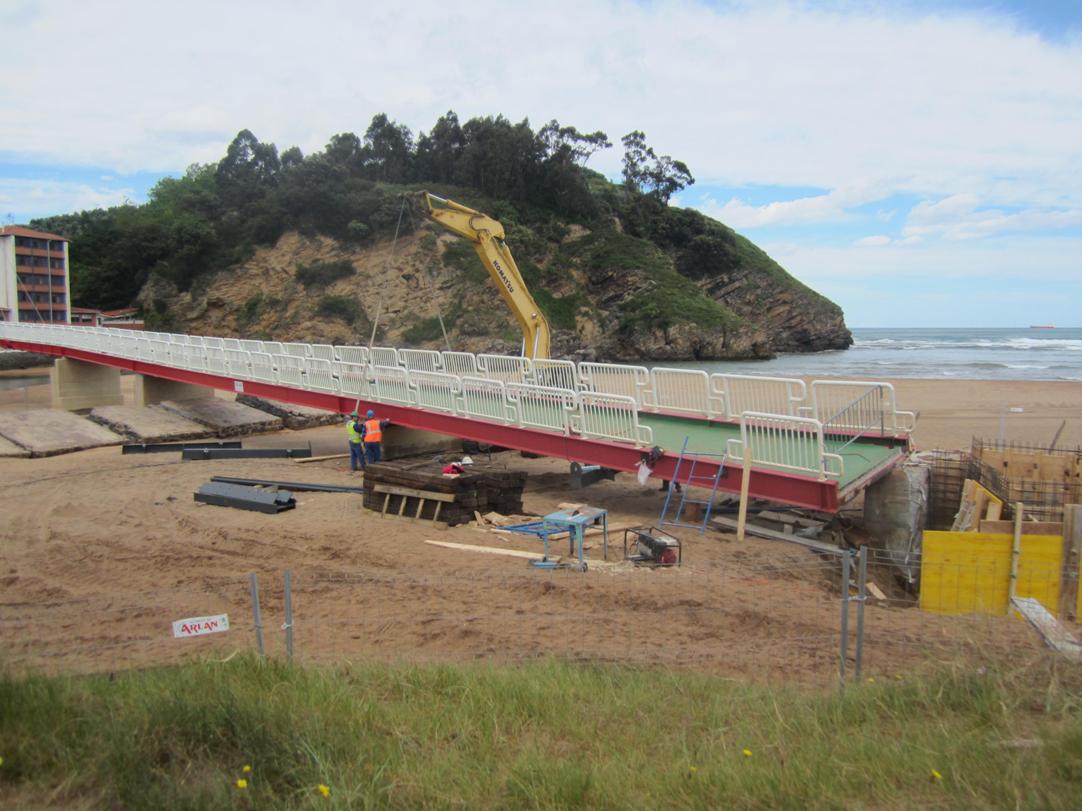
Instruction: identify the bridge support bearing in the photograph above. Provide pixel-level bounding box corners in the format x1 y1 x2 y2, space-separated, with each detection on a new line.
50 357 123 411
135 375 215 408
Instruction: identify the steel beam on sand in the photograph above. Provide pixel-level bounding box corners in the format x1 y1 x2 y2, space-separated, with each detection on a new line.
194 481 296 513
122 441 243 454
210 475 363 494
182 447 313 461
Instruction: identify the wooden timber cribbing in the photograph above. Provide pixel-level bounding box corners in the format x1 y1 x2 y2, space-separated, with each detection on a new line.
362 461 526 526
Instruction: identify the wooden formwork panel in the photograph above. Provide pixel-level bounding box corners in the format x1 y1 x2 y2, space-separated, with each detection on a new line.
920 531 1063 617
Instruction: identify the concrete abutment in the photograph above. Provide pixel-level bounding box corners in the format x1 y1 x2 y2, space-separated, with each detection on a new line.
50 357 123 411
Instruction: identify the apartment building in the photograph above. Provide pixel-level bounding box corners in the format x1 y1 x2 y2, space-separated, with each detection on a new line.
0 225 71 324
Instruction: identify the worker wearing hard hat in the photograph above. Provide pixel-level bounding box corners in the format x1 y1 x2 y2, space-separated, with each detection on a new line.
346 410 366 472
361 409 391 465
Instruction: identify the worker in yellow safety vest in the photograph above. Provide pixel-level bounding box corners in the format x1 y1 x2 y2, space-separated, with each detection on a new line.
346 410 366 472
361 409 391 465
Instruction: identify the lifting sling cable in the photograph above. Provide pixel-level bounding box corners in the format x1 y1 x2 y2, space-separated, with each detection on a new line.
400 196 451 352
368 196 408 350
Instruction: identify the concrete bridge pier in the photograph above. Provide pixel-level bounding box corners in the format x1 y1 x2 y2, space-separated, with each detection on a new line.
135 375 215 408
50 357 123 411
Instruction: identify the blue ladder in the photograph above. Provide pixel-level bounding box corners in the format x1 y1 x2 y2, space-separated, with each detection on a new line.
659 436 727 534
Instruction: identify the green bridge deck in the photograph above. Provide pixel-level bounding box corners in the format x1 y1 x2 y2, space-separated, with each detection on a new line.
640 413 904 490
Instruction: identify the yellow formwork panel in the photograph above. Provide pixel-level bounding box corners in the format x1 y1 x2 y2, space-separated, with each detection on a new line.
920 531 1063 616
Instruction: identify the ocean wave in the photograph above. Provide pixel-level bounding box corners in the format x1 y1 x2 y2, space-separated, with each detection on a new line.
854 337 1082 351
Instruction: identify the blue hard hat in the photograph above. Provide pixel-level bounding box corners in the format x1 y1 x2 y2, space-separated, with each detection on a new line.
366 409 375 418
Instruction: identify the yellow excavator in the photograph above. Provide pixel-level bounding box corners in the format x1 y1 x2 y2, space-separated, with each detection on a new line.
416 192 551 360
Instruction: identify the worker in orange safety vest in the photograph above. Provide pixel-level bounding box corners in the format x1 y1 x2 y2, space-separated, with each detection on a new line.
361 409 391 465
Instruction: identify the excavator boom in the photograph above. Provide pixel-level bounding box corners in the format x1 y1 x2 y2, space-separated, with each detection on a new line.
418 192 551 360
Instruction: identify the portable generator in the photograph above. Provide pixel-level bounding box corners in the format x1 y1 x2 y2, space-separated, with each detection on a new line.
623 526 682 567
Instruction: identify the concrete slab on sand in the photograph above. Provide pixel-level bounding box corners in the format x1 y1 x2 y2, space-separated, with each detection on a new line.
0 409 124 457
87 405 215 442
237 394 341 429
0 433 30 458
159 398 283 437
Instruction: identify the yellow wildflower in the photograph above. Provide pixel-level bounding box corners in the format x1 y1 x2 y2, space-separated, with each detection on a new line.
318 784 331 798
242 764 252 773
0 755 4 766
742 749 752 758
867 677 875 683
236 778 248 790
931 769 943 781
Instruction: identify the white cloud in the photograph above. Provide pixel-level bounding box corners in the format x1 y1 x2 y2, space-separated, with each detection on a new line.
855 235 891 246
0 179 135 219
693 179 896 228
903 194 1082 240
0 0 1079 211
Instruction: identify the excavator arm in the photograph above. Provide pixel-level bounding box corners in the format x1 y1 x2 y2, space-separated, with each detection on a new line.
417 192 551 360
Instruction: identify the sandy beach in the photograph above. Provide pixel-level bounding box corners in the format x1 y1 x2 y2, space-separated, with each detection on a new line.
0 366 1075 681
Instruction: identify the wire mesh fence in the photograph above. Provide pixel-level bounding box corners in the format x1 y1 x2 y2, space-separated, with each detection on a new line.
0 552 1065 684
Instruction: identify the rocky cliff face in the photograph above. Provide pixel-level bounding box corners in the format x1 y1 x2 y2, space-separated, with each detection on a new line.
144 217 851 362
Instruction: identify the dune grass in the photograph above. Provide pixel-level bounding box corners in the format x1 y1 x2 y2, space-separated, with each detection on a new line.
1 655 1081 809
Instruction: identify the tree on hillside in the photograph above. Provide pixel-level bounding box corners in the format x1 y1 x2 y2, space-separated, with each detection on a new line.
324 133 363 174
415 110 465 184
216 130 281 208
361 114 414 182
621 130 694 203
539 120 611 166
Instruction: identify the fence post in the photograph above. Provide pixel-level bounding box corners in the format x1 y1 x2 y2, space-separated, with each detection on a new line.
283 570 294 659
249 573 265 656
855 546 867 681
839 552 851 689
736 444 753 542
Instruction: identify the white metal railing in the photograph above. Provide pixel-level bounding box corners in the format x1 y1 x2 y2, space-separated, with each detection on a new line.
442 351 479 377
711 374 806 420
478 353 531 384
337 362 369 397
645 367 722 418
411 370 461 414
727 412 843 480
461 376 514 424
505 383 577 434
575 391 654 446
532 358 578 391
810 380 915 436
580 362 650 406
369 364 412 405
0 322 914 469
369 346 399 368
400 348 442 373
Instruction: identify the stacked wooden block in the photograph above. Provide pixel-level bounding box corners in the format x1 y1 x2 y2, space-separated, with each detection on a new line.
362 461 527 526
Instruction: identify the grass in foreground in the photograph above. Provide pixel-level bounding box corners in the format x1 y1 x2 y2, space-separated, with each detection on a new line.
1 655 1081 809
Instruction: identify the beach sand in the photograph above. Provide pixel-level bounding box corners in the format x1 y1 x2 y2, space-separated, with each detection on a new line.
0 369 1074 680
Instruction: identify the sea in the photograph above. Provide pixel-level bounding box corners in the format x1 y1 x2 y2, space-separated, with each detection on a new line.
664 327 1082 382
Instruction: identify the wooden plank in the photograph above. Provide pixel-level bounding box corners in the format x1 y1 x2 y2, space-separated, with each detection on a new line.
712 516 842 556
985 500 1003 521
978 520 1063 535
867 582 888 602
1010 596 1082 662
424 540 547 560
736 452 753 542
373 483 457 503
294 453 349 464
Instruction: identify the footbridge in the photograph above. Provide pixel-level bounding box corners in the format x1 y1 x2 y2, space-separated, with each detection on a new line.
0 323 914 512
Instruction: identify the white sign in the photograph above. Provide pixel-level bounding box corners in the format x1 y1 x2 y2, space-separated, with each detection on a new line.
173 614 230 638
234 380 244 393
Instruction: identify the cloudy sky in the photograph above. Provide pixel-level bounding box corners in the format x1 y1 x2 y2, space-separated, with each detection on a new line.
1 0 1079 327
